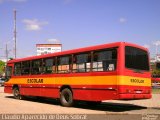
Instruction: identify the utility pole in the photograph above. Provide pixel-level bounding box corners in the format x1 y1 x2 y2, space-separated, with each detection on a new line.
14 9 17 59
155 44 158 61
6 44 8 62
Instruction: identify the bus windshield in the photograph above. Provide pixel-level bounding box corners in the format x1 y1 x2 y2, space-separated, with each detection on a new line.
125 46 149 71
5 66 12 81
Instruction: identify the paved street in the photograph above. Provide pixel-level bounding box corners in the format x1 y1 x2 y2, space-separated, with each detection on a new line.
0 87 159 114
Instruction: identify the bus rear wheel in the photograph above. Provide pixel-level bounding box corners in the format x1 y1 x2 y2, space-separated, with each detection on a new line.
60 88 74 107
13 87 23 100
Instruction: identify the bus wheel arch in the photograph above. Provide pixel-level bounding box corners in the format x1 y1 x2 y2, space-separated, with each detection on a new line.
12 84 19 90
59 85 74 107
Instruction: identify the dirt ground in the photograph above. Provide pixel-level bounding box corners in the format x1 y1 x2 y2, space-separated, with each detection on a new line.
0 87 159 114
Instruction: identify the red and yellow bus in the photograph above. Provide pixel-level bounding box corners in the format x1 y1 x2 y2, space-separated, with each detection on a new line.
4 42 151 107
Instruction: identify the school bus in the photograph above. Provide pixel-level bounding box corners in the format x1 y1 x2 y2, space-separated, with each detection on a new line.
4 42 151 107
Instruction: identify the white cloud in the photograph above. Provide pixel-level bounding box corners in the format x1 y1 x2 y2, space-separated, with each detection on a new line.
47 39 61 44
22 19 48 31
119 17 127 23
143 44 150 49
153 41 160 46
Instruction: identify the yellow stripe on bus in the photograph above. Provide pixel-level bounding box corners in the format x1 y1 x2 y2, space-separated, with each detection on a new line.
6 76 151 86
117 76 151 86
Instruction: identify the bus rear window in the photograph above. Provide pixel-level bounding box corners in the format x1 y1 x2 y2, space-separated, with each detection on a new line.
125 46 149 71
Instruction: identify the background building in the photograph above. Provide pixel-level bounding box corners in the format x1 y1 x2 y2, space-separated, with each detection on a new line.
150 54 160 64
36 44 62 56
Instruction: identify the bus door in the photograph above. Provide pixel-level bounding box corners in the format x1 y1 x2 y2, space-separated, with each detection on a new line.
4 64 13 94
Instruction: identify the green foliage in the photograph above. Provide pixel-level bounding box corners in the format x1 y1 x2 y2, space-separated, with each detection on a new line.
9 58 13 60
0 60 5 76
152 69 160 76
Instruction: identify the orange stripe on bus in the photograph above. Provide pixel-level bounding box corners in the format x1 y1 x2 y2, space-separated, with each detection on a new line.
5 76 151 86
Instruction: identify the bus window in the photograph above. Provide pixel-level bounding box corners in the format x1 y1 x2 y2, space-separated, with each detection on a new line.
14 63 21 76
57 56 70 73
93 49 117 71
31 59 42 75
73 53 91 72
43 58 56 74
21 61 30 75
125 46 149 71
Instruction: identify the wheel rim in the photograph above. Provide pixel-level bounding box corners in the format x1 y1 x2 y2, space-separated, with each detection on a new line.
14 89 20 98
64 92 70 102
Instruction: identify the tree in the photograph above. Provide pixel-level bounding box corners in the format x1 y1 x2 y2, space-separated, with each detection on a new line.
152 69 160 77
0 60 5 77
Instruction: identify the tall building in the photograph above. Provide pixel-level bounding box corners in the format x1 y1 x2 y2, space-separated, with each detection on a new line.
36 44 62 56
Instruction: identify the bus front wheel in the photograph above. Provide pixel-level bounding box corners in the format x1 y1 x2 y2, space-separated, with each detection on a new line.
60 88 74 107
13 87 23 100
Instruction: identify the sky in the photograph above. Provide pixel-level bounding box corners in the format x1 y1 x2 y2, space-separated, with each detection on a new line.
0 0 160 59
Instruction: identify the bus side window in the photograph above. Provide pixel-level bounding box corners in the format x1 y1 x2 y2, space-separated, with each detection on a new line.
31 59 42 75
21 61 30 75
93 49 117 72
14 63 21 76
43 58 56 74
73 53 91 73
57 56 70 73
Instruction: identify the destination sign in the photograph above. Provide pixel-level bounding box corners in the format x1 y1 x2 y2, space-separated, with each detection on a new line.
130 79 144 83
27 79 43 83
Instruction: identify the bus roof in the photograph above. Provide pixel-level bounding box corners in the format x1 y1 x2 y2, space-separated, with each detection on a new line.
7 42 148 64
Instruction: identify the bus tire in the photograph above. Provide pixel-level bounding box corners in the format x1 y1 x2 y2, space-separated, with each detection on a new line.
60 88 74 107
13 87 24 100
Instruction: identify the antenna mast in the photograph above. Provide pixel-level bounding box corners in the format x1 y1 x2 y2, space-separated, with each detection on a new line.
14 9 17 59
